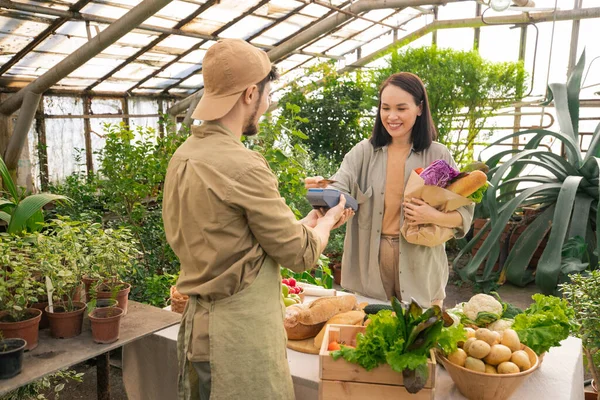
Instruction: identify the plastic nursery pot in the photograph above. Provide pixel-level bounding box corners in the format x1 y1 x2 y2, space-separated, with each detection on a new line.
0 308 42 351
95 299 119 308
96 283 131 315
0 338 27 379
89 307 124 344
45 302 86 339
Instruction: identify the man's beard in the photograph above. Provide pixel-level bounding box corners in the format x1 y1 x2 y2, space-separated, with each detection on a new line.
242 96 261 137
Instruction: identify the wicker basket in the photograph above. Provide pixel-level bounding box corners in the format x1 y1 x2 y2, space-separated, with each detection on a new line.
169 286 188 314
436 344 539 400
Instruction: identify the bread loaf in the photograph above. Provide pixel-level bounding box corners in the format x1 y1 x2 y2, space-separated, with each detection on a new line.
313 310 365 349
286 321 326 340
446 170 487 197
284 295 357 339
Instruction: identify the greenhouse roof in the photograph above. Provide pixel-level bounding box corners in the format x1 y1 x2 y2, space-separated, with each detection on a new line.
0 0 595 101
0 0 444 98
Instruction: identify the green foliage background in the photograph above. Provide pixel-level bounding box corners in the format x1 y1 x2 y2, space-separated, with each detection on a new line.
44 45 526 306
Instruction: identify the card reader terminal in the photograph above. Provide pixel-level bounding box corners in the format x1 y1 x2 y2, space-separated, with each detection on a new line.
306 188 358 212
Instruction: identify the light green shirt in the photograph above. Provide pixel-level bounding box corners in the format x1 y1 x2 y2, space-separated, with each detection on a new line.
330 139 474 307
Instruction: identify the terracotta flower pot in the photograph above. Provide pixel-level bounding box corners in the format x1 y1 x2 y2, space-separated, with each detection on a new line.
31 301 50 330
0 308 42 351
82 276 100 302
89 307 124 344
96 299 119 308
45 302 86 339
0 338 27 379
333 265 342 286
584 391 599 400
96 283 131 315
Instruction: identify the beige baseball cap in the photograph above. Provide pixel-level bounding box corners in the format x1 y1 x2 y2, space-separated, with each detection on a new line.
192 39 272 121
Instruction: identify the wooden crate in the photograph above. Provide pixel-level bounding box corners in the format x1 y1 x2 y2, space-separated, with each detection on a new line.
318 324 436 400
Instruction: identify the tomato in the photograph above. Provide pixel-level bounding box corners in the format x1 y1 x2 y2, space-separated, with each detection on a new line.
282 279 289 286
327 341 341 351
287 278 296 287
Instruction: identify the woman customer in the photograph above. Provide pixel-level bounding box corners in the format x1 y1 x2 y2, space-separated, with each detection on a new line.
305 72 474 307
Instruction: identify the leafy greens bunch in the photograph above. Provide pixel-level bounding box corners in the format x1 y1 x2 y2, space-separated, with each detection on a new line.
331 298 466 393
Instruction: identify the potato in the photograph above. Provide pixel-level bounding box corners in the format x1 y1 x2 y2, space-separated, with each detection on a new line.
448 348 468 367
465 357 486 373
465 327 476 339
483 344 512 366
467 340 491 359
495 330 504 343
484 364 498 374
475 328 498 346
511 350 532 371
501 329 521 352
463 337 477 353
497 361 521 374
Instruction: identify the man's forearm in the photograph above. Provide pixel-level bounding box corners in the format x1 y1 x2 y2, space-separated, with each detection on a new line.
311 217 336 253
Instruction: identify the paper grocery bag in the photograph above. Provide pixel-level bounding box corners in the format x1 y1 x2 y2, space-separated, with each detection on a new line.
401 171 473 247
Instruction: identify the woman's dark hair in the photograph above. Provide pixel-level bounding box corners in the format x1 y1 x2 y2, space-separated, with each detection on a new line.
369 72 437 152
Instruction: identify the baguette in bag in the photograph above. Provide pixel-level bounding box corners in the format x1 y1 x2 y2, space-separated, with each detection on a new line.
401 171 472 247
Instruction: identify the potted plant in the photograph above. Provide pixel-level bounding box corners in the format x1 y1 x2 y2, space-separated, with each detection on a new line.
0 234 44 350
561 270 600 400
88 305 124 344
86 226 139 315
36 219 88 339
454 51 600 294
0 155 68 235
0 331 27 379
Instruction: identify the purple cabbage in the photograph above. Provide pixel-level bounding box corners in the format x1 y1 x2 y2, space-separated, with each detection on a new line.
419 159 460 187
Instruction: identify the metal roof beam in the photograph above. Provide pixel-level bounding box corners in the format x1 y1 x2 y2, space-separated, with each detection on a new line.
167 0 462 116
268 6 600 110
154 0 345 94
85 0 218 90
265 0 464 63
278 7 427 81
153 0 343 96
299 0 397 30
3 91 41 170
130 0 271 93
1 0 174 169
0 0 93 77
0 0 173 116
0 0 217 40
342 6 600 71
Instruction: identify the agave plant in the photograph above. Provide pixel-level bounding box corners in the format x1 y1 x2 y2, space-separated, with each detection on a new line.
454 51 600 294
0 156 68 234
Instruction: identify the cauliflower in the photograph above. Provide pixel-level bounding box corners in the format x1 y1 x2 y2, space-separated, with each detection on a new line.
462 294 503 321
487 319 514 332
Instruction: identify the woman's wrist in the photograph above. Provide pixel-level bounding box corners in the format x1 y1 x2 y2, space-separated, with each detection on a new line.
433 210 462 228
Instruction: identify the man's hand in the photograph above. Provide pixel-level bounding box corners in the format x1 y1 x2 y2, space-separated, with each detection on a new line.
299 209 321 228
321 194 353 229
403 197 440 226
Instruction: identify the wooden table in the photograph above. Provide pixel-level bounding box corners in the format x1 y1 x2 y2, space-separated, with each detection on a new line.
0 301 181 399
122 296 585 400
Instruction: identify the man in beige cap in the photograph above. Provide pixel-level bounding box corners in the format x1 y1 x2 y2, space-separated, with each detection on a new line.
163 39 351 400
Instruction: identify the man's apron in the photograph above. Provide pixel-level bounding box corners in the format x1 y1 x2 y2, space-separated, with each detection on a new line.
177 256 295 400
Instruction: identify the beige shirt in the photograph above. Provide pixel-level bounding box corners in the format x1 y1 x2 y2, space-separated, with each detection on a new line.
382 144 411 236
163 122 321 361
330 139 474 307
